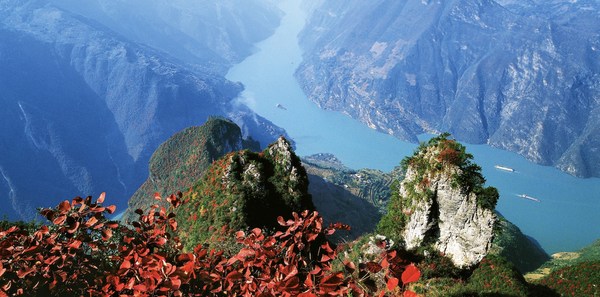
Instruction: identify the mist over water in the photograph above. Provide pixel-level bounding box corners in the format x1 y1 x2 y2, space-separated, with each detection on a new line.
228 0 600 254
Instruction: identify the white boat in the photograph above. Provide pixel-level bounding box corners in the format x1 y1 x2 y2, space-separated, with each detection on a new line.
276 103 287 110
494 165 514 172
517 194 540 202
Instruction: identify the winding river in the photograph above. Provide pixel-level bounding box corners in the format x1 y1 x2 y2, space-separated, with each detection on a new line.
227 0 600 254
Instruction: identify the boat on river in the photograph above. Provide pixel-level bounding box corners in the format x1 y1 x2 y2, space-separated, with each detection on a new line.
494 165 514 172
276 103 287 110
517 194 540 202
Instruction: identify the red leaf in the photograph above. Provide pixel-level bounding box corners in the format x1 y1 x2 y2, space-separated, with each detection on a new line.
387 277 399 291
105 205 116 214
67 221 80 234
17 267 35 278
68 240 82 249
97 192 106 204
343 260 356 274
154 236 167 246
404 290 419 297
106 222 119 229
168 219 178 231
102 229 113 241
401 264 421 284
85 216 98 227
365 262 382 273
225 271 243 281
381 257 390 269
320 272 344 289
120 260 131 270
277 216 286 226
58 200 71 212
52 215 66 226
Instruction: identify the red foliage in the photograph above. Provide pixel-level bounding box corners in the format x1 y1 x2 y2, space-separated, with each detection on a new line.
437 147 460 165
0 193 421 297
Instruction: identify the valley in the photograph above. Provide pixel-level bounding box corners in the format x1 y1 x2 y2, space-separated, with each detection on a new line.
227 0 600 254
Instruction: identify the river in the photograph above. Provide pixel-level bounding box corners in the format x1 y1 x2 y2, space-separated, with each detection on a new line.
226 0 600 254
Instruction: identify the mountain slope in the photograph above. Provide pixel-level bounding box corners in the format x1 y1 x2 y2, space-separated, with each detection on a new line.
123 117 260 222
48 0 282 74
297 0 600 177
0 0 284 220
175 136 315 250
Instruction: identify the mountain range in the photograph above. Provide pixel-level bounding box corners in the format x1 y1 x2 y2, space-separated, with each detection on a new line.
296 0 600 177
0 0 283 220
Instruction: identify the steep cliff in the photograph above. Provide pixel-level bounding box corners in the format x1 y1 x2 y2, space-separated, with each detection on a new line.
122 117 259 222
302 153 396 239
175 136 314 250
491 215 549 273
297 0 600 177
0 0 284 220
378 134 498 268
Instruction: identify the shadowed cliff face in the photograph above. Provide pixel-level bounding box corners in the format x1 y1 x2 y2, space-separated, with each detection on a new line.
0 1 284 220
297 0 600 177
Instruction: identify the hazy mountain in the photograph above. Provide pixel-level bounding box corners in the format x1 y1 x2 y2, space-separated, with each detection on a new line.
0 0 284 220
296 0 600 177
47 0 282 74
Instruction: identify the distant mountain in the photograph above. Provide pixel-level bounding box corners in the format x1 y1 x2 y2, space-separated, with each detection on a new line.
48 0 282 74
297 0 600 177
0 0 284 220
301 153 395 240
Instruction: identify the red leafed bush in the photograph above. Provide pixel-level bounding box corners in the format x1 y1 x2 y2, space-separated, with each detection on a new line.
0 193 421 297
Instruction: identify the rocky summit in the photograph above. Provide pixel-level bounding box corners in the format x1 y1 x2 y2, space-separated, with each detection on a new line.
378 134 498 268
174 135 314 250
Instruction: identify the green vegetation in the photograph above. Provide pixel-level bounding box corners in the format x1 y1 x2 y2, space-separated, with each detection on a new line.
377 133 499 241
375 179 412 241
124 117 258 222
490 215 550 273
175 137 314 251
302 154 399 213
535 261 600 296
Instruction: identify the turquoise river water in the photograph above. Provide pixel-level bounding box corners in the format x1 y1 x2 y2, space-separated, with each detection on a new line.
227 0 600 254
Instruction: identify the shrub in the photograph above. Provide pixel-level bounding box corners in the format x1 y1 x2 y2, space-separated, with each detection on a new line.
0 193 420 297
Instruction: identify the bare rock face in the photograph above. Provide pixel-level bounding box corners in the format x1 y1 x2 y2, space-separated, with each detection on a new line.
378 134 498 268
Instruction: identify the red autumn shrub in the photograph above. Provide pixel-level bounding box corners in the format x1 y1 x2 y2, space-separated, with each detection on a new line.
0 193 420 297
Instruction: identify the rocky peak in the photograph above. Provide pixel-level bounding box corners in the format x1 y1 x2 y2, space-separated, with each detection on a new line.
122 117 258 222
378 133 498 268
266 136 295 170
174 135 314 250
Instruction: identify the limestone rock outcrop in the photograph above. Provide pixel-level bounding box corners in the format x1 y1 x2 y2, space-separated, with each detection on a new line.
379 134 497 268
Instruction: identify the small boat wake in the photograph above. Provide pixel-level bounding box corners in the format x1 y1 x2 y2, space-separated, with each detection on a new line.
494 165 514 172
516 194 540 202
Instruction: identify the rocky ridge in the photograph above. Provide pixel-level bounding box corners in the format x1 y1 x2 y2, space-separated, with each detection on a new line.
378 134 498 268
296 0 600 177
174 136 314 250
0 0 284 220
122 117 259 222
